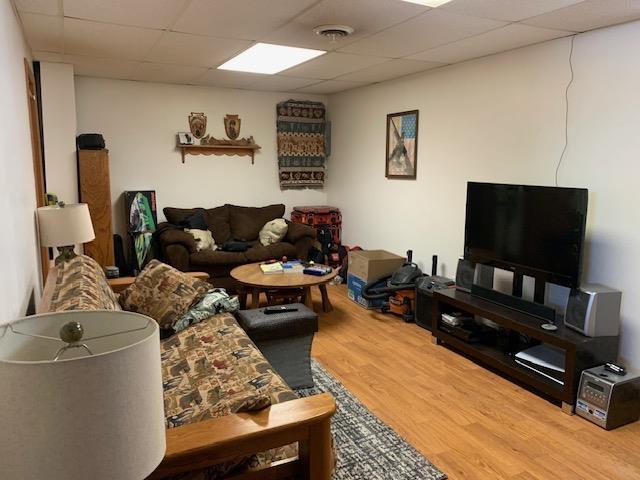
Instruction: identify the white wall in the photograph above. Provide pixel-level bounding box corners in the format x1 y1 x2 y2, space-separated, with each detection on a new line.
40 62 77 204
74 77 327 236
327 21 640 368
0 0 41 320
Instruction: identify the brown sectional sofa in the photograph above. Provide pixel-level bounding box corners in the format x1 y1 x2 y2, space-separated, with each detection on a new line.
157 204 316 290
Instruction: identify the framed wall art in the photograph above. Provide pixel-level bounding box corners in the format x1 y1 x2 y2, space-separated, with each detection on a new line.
385 110 418 180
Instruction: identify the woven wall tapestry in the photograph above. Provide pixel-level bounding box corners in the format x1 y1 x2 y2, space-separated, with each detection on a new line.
277 99 326 189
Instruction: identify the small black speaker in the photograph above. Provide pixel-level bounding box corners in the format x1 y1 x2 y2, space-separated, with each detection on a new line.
456 259 494 292
455 259 475 292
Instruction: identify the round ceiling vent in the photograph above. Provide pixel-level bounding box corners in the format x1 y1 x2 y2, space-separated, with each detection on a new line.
313 24 355 42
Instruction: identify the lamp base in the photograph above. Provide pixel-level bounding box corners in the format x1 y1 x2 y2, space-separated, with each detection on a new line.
54 246 78 265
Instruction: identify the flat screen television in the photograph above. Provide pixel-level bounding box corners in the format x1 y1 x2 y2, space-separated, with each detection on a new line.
464 182 588 288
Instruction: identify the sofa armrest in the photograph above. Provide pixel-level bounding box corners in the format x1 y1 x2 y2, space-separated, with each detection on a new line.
148 393 336 480
285 221 316 243
156 223 197 253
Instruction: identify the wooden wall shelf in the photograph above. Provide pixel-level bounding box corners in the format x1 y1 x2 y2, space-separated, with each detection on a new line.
178 144 261 164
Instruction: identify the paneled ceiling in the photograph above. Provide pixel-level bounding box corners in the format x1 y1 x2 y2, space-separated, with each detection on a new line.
13 0 640 94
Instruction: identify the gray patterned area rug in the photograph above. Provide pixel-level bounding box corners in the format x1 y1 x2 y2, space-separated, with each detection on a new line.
296 359 447 480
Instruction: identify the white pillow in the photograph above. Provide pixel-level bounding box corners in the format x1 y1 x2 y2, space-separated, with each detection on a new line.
259 219 288 246
185 228 217 252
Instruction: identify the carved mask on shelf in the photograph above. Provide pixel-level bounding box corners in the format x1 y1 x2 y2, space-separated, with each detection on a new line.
188 112 207 139
224 114 241 140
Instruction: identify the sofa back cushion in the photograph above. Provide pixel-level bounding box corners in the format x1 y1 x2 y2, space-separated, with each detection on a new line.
203 205 231 244
119 259 210 330
228 204 285 242
164 207 206 225
49 255 121 312
163 205 231 244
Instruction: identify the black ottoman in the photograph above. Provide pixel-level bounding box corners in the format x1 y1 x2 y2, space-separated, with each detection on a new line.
236 303 318 389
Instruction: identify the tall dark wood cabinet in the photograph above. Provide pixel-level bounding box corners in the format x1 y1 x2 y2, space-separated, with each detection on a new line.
78 148 115 268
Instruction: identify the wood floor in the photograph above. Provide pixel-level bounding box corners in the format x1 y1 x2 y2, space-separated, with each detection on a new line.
308 284 640 480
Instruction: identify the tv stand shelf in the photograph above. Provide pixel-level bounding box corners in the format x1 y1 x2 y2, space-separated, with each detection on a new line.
431 288 618 413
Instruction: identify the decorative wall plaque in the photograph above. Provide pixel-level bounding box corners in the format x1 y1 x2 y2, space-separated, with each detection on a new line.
188 112 207 139
224 114 241 140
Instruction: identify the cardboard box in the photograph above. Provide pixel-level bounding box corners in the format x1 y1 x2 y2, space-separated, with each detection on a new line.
347 250 405 282
347 273 387 310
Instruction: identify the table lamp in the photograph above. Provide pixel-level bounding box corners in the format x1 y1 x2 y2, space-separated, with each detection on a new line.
0 310 166 480
37 202 95 265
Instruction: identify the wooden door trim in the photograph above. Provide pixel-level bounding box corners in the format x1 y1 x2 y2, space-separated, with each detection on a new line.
24 58 49 283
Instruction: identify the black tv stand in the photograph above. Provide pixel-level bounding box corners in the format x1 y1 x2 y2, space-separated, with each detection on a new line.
431 288 619 413
470 284 556 322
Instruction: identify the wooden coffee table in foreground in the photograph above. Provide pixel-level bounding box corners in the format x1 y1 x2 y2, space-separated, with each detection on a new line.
231 262 338 312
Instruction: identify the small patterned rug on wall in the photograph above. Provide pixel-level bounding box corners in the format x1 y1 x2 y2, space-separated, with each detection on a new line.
296 359 447 480
276 99 326 189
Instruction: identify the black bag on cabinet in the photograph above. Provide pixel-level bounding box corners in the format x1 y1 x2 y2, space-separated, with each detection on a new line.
76 133 105 150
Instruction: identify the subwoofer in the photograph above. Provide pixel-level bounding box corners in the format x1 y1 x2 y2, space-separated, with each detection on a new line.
564 284 621 337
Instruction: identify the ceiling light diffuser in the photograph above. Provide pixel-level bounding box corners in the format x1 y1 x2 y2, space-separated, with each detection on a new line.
402 0 453 6
217 43 325 74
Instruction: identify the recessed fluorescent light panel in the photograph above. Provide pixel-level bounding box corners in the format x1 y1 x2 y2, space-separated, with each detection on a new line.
402 0 453 6
217 43 325 74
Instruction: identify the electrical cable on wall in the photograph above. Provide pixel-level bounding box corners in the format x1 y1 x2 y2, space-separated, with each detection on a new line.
555 34 576 187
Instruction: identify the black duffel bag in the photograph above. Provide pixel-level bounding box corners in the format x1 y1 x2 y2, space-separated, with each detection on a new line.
77 133 105 150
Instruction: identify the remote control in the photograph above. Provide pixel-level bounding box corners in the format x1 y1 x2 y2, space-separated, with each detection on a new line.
263 306 298 315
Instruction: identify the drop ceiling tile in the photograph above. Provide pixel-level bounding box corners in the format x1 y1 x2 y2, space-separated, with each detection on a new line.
63 0 189 29
262 0 430 50
282 52 389 80
336 58 444 83
145 32 252 68
14 0 61 16
62 55 140 79
194 69 269 89
172 0 316 40
295 79 368 94
409 24 573 64
339 9 507 58
20 13 63 52
439 0 583 22
63 18 163 60
523 0 640 32
131 62 208 84
246 75 320 92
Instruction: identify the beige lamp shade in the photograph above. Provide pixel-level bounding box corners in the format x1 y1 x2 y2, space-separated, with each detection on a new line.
37 203 95 247
0 310 166 480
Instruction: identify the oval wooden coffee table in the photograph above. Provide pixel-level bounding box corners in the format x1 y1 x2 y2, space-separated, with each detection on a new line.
231 263 338 312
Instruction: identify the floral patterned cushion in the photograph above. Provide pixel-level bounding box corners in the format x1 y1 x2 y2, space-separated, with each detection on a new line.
119 260 209 329
49 255 121 312
161 313 298 479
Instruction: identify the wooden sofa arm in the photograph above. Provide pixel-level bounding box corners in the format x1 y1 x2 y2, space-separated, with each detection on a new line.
149 393 336 479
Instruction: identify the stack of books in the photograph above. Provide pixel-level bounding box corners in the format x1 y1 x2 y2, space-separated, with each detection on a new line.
260 262 284 274
260 261 304 275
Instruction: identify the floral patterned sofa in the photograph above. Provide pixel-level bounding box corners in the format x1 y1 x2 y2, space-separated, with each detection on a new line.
39 255 335 480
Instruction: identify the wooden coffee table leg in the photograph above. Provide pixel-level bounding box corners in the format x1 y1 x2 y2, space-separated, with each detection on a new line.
319 284 333 313
302 287 313 310
251 288 261 309
238 288 248 309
